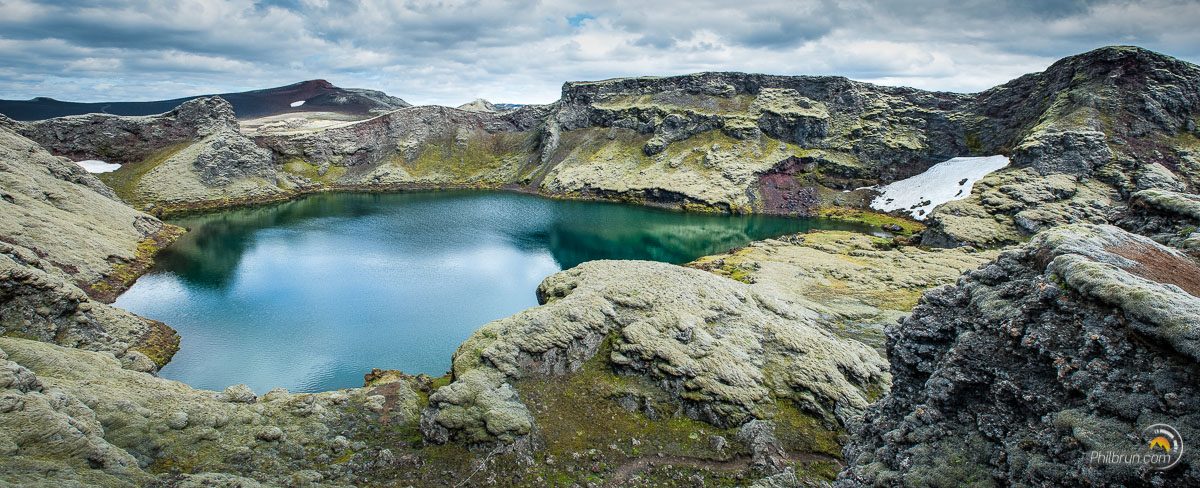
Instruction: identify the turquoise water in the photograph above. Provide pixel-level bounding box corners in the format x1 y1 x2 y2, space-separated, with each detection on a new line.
114 191 878 393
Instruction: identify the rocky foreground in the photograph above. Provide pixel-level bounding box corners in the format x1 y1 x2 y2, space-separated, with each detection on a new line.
1 46 1199 487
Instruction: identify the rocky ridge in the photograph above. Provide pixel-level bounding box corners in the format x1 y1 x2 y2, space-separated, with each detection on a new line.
11 47 1198 244
922 46 1200 247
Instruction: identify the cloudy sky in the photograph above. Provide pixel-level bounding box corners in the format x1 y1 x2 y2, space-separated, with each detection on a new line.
1 0 1198 106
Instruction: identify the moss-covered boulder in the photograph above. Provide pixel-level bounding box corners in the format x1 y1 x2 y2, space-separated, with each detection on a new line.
421 260 890 448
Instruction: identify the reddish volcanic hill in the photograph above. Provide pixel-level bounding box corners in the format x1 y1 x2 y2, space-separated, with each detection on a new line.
0 80 411 121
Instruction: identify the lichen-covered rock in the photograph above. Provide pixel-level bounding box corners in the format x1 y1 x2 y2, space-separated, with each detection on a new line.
0 336 422 487
193 130 275 186
422 260 889 447
1128 187 1200 220
1011 130 1113 177
126 128 287 209
1114 188 1200 253
688 230 999 350
0 125 182 365
0 126 170 288
838 224 1200 486
922 167 1119 247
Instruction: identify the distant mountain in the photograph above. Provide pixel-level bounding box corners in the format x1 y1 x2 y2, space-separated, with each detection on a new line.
455 99 526 113
0 80 411 121
456 98 499 112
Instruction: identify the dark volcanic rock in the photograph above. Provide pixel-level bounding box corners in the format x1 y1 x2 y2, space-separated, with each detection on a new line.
839 224 1200 486
1114 188 1200 252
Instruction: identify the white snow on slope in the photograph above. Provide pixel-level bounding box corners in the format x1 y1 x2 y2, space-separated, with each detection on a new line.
290 100 305 107
76 159 121 173
870 155 1009 221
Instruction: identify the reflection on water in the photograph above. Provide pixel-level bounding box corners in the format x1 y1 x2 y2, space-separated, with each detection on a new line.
115 191 877 393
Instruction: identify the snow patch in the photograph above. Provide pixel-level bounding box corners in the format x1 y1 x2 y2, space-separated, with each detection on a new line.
76 159 121 173
870 155 1009 221
290 100 305 107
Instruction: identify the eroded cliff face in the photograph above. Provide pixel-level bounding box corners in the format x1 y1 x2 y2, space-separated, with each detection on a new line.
15 97 239 166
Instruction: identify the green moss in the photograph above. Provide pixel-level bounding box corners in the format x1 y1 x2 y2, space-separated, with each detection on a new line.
96 143 192 204
818 206 925 235
965 131 984 154
399 132 529 182
282 159 346 184
514 336 743 460
553 127 655 169
770 399 842 457
794 460 841 482
715 263 754 284
148 455 199 475
1 331 41 341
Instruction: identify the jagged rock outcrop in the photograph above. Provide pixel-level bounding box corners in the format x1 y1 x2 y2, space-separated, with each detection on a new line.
421 260 890 447
254 104 548 191
923 46 1200 247
15 97 238 166
1114 188 1200 251
457 98 500 113
838 224 1200 486
529 73 972 214
126 127 284 209
8 96 287 210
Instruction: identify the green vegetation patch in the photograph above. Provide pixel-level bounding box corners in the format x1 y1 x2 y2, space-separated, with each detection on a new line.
818 206 925 235
553 127 655 169
282 159 346 184
399 131 529 181
96 143 192 204
770 399 843 457
515 337 741 460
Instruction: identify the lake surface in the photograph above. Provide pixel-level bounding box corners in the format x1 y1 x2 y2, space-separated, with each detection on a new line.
114 191 879 393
